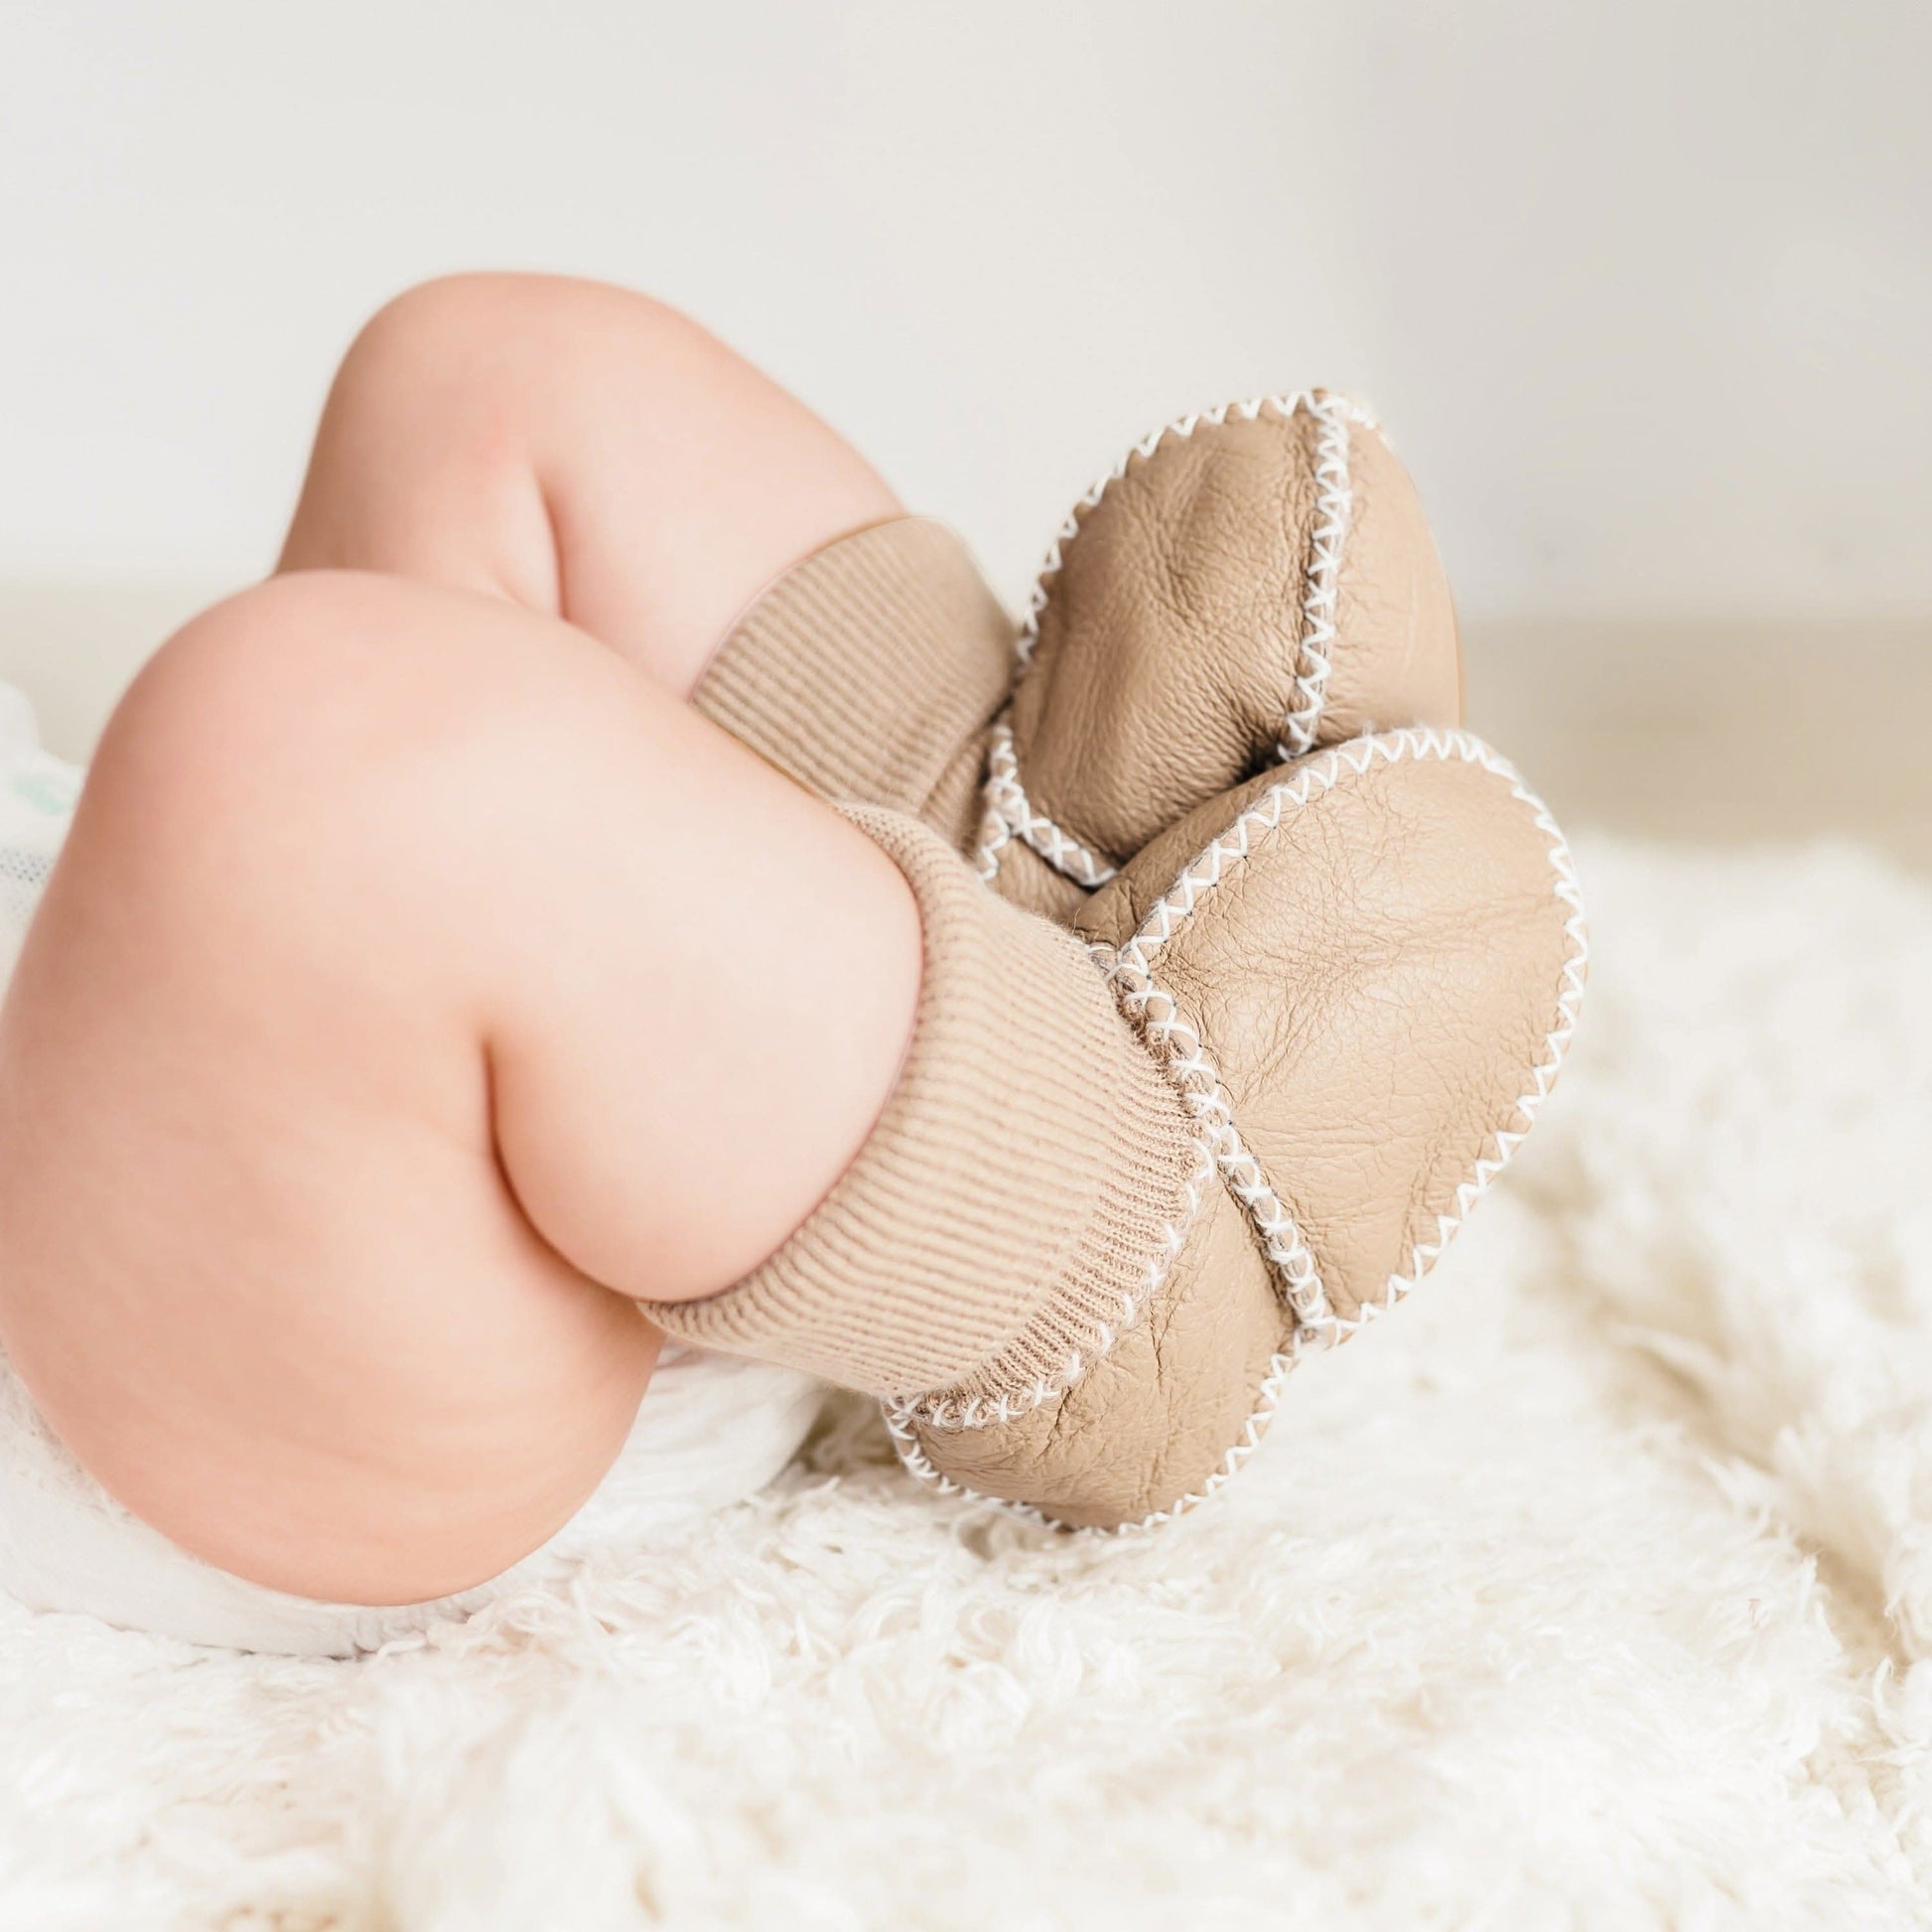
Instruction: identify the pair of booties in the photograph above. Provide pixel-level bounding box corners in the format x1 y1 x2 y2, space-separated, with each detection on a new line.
648 393 1587 1529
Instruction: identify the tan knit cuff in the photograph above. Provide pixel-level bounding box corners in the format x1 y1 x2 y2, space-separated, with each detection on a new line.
692 517 1016 821
646 809 1197 1400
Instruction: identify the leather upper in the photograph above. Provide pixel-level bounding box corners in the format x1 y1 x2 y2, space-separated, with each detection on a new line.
1007 401 1462 869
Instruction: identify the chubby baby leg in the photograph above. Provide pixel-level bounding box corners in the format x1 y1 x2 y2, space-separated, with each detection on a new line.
277 272 899 695
0 569 918 1605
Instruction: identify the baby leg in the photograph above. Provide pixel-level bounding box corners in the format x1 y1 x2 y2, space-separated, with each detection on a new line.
0 570 918 1605
277 272 898 695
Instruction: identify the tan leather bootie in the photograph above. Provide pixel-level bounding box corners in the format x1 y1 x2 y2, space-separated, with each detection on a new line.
900 728 1587 1525
693 393 1460 921
983 391 1463 918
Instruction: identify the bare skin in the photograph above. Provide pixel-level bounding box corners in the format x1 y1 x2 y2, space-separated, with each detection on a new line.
0 277 921 1605
278 273 899 695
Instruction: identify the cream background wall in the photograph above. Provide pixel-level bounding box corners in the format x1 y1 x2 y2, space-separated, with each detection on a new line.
2 0 1928 621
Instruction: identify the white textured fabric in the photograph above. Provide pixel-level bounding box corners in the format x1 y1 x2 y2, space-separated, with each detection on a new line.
0 681 79 982
3 672 1932 1921
0 1339 826 1658
0 687 826 1657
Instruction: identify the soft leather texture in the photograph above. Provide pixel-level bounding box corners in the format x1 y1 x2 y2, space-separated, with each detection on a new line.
1077 747 1577 1322
1008 405 1462 866
981 837 1088 923
912 737 1579 1524
1323 428 1462 742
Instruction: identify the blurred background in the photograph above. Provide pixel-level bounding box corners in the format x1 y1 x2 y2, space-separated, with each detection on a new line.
2 0 1927 860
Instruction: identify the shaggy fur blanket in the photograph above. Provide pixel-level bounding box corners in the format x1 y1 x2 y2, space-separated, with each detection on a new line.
3 834 1930 1930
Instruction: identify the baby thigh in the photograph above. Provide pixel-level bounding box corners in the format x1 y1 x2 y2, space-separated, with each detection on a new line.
0 571 915 1607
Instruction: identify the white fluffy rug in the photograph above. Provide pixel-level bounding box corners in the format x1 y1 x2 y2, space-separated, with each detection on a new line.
4 832 1932 1930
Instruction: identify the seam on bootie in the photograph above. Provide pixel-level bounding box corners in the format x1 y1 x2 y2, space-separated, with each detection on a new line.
1104 956 1331 1328
974 718 1119 888
1276 392 1355 759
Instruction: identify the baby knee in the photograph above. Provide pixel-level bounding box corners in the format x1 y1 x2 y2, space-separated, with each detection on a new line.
341 273 544 397
336 272 695 422
78 576 496 922
103 572 400 776
78 571 645 961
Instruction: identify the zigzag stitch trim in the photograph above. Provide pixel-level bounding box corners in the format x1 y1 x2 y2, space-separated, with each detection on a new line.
1103 946 1332 1330
1277 392 1354 759
974 719 1118 889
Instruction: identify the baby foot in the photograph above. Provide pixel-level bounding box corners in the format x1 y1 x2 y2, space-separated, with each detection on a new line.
895 729 1586 1527
984 392 1461 917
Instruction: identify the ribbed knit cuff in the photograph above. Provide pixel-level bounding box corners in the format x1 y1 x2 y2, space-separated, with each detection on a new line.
692 517 1016 822
645 809 1198 1401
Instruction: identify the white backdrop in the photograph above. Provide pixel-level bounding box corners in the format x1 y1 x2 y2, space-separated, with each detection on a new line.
2 0 1928 619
